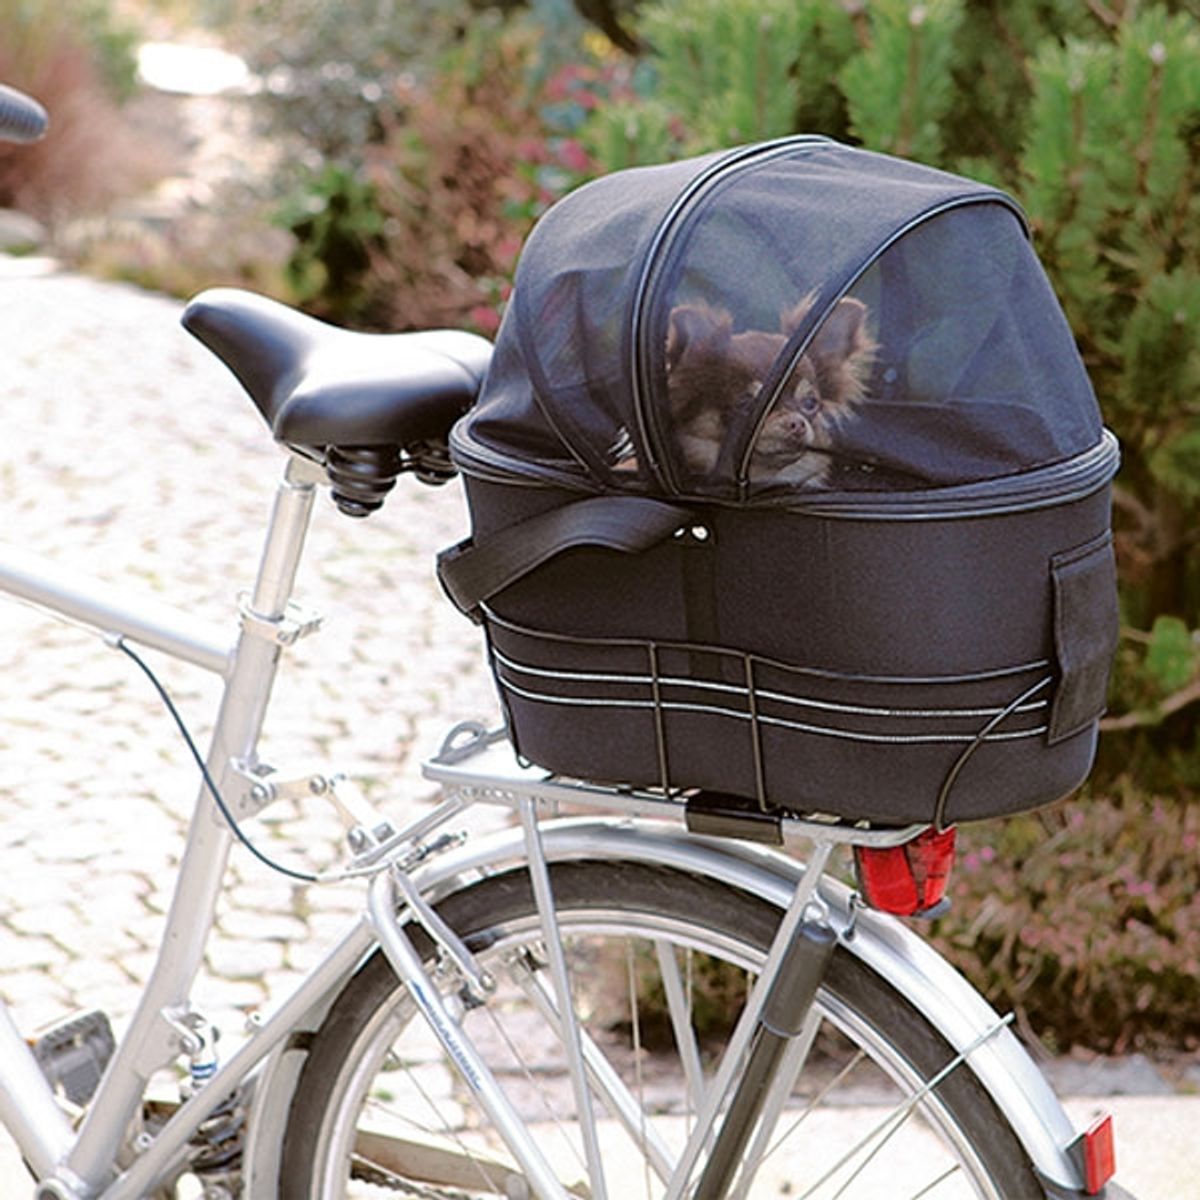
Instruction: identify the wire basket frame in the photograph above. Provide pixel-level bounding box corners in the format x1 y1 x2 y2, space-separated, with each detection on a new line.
483 608 1053 826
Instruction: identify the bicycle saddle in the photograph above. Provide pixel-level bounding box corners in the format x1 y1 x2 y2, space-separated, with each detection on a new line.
182 288 492 449
182 288 493 514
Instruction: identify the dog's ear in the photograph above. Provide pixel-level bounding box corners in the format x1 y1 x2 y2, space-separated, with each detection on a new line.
780 293 815 337
811 297 868 362
666 304 732 372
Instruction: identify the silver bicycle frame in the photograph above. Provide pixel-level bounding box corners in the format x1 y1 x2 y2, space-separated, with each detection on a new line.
0 453 335 1195
0 449 1094 1198
0 449 645 1200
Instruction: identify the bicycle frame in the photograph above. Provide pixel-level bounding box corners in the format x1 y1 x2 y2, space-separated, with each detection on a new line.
0 448 1093 1198
0 452 330 1195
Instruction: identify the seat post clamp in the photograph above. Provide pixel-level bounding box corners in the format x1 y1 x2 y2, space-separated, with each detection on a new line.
238 595 323 647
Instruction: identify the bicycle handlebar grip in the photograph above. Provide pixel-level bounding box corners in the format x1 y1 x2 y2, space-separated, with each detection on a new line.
0 84 48 144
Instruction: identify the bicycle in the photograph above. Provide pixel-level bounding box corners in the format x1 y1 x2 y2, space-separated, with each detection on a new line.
0 82 1133 1200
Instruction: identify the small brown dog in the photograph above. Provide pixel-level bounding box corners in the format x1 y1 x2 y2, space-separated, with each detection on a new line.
664 295 875 486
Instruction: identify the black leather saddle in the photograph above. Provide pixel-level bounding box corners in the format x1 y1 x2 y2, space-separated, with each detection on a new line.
182 288 493 514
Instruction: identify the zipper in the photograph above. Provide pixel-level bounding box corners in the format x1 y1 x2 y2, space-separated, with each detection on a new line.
774 429 1120 520
449 427 604 493
628 136 833 492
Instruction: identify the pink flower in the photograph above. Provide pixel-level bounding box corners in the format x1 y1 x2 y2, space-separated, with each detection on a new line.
556 138 592 173
545 65 583 102
516 138 550 164
469 305 501 336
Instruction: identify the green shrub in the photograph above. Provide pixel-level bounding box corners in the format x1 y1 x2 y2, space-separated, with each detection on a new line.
198 0 472 160
1020 11 1200 640
271 8 611 332
276 162 387 325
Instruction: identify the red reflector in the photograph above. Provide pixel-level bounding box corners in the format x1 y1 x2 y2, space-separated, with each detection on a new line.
853 826 956 917
1080 1113 1116 1195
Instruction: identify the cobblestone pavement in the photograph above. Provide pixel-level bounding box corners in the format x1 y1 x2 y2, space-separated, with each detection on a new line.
0 258 504 1185
0 260 1194 1198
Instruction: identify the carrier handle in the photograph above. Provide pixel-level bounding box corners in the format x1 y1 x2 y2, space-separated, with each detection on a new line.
437 495 691 621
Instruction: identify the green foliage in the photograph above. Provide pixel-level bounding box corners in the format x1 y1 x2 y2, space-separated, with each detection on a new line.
201 0 473 160
1145 615 1197 693
840 0 964 162
639 0 805 148
589 0 857 163
276 163 386 323
1013 9 1200 735
580 98 683 173
941 0 1094 176
265 9 608 332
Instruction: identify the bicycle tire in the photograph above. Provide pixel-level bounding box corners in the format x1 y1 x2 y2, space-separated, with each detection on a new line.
279 860 1043 1199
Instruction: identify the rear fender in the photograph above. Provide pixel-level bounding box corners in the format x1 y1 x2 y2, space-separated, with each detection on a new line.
242 816 1089 1195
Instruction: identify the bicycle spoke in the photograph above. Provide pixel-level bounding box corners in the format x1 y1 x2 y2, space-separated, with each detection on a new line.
506 946 676 1183
359 1047 529 1195
909 1165 966 1198
624 938 654 1199
287 863 1040 1199
796 1015 1016 1200
653 940 706 1117
476 986 590 1180
763 1048 867 1161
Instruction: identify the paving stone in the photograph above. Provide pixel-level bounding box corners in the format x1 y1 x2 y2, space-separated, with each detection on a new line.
205 934 286 980
1 972 78 1033
1045 1052 1174 1097
222 877 304 917
0 930 70 972
59 957 141 1007
6 903 80 941
217 908 307 943
193 976 269 1017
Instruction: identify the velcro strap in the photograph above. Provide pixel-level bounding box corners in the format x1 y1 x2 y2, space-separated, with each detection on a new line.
438 495 691 620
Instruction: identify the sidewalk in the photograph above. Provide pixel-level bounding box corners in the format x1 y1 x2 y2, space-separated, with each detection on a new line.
0 261 1193 1198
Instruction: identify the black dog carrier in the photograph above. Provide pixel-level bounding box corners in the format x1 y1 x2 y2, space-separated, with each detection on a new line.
439 137 1120 827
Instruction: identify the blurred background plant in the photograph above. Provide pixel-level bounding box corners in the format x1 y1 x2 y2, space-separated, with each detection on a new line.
2 0 1199 1057
0 0 156 228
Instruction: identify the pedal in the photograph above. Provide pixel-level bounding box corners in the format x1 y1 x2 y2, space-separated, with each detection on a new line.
31 1010 115 1107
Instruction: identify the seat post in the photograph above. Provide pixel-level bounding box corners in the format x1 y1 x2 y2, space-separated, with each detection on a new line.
249 453 324 621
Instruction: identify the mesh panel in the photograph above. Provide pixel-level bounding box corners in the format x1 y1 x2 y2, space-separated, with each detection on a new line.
455 151 729 489
452 139 1104 502
738 206 1102 494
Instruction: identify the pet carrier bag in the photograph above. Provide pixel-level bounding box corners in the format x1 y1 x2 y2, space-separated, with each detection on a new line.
438 137 1120 828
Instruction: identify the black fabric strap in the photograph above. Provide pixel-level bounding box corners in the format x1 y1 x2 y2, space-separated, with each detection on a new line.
438 495 691 619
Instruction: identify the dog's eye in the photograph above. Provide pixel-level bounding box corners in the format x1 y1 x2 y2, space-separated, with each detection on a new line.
795 385 821 414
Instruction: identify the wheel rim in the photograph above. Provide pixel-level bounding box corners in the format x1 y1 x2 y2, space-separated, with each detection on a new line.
305 903 1011 1199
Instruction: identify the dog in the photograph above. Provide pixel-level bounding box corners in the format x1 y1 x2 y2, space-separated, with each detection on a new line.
663 294 875 487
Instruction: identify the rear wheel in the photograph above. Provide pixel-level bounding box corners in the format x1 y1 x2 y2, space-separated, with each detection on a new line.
280 861 1042 1198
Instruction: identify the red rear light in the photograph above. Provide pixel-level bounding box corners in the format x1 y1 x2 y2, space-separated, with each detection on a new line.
853 826 957 917
1070 1113 1116 1195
